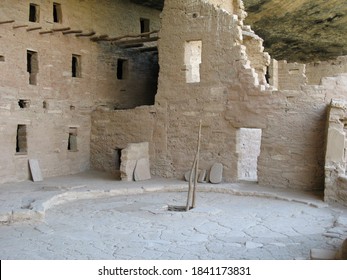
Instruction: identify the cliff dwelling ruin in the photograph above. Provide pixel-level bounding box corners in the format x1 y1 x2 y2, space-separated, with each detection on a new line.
0 0 347 260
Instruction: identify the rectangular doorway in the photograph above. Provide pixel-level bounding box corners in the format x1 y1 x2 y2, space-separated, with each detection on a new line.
237 128 262 181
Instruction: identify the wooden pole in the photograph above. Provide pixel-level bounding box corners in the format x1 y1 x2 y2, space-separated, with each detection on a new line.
185 120 202 211
62 30 82 35
26 27 42 32
186 158 197 211
13 25 28 29
76 31 96 37
106 30 159 42
39 30 53 34
52 27 71 32
0 20 15 25
192 120 202 208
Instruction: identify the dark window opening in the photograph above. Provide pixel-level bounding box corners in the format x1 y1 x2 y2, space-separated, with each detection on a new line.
43 101 47 109
68 127 78 152
27 50 38 85
0 55 5 62
18 99 30 109
72 55 81 78
265 66 270 84
117 59 128 80
53 3 62 23
140 18 150 36
29 3 39 22
16 125 27 154
115 148 122 171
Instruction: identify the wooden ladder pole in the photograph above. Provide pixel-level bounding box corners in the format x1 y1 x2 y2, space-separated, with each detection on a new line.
192 120 202 208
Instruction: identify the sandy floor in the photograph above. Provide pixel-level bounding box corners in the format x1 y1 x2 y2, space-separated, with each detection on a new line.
0 173 346 260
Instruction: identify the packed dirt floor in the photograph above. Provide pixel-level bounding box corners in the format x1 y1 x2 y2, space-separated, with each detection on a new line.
0 171 346 260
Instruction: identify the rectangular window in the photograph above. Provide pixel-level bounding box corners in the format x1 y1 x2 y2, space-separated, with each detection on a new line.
16 125 27 154
140 18 150 36
0 55 4 62
68 127 78 152
115 148 122 171
117 59 128 80
29 3 39 23
27 50 38 85
18 99 31 109
53 3 62 23
184 40 202 83
72 54 81 78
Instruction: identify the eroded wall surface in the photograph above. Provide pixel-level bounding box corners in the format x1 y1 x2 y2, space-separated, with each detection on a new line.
0 0 160 183
325 96 347 206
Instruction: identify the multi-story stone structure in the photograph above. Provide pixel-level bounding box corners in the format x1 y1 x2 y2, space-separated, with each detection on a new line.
1 0 347 206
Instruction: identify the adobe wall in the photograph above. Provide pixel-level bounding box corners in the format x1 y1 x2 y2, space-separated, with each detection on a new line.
0 0 160 183
154 0 331 190
91 106 156 175
90 0 347 194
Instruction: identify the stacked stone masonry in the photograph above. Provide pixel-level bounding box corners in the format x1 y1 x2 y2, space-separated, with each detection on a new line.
0 0 160 183
1 0 347 206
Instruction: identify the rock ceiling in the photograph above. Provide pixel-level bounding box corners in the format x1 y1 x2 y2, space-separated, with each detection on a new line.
130 0 347 62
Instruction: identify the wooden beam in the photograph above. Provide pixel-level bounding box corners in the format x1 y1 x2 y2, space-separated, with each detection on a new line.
62 30 83 35
52 27 71 32
107 30 159 42
75 31 96 37
13 24 28 29
0 20 15 25
138 46 158 52
27 26 42 32
114 36 159 46
39 30 54 35
120 43 144 49
90 35 109 42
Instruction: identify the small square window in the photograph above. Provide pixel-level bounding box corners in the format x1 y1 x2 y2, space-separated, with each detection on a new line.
18 99 31 109
53 3 62 23
72 54 81 78
0 56 5 62
29 3 40 23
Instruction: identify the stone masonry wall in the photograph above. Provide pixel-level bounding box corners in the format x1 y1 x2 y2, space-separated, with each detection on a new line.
153 0 347 191
306 56 347 85
324 82 347 206
0 0 160 183
90 0 347 194
91 106 155 175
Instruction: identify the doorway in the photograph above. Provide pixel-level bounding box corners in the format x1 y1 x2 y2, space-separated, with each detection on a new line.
237 128 262 182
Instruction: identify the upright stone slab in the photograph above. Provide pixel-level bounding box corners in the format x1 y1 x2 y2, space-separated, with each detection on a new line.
134 158 151 181
29 159 43 182
198 169 207 183
209 163 223 184
120 142 150 181
184 170 199 182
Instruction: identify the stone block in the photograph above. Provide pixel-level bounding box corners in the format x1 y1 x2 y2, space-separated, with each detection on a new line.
198 169 207 183
326 128 345 162
134 158 151 181
29 159 43 182
120 142 150 181
209 163 223 184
